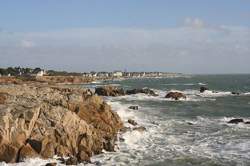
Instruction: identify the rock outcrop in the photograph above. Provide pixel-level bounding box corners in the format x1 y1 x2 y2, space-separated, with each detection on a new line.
126 88 158 96
0 84 123 163
128 106 139 110
165 92 186 100
200 87 208 93
227 118 244 124
95 86 125 97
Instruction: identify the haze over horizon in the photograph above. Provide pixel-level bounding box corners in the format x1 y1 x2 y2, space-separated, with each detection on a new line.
1 0 250 74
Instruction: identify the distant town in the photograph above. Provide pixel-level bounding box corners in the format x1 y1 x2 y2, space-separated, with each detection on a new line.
0 67 184 79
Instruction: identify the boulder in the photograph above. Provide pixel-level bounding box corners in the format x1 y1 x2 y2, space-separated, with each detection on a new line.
227 118 244 124
231 92 240 95
128 106 139 110
128 119 138 126
0 84 123 163
95 86 125 96
200 87 208 93
165 92 186 100
133 126 146 132
126 88 158 96
18 144 39 162
45 163 57 166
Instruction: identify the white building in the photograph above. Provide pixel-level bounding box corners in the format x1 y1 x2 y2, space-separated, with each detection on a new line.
36 70 46 77
113 71 123 77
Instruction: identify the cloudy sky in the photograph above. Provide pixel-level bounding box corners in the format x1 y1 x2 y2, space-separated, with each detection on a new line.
0 0 250 74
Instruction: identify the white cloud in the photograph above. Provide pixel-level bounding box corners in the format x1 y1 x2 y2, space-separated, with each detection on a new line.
184 17 205 29
20 40 35 48
0 19 249 73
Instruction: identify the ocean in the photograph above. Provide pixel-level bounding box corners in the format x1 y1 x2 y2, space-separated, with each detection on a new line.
88 74 250 166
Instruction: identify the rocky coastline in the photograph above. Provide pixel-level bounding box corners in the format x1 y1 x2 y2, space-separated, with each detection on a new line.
0 84 123 164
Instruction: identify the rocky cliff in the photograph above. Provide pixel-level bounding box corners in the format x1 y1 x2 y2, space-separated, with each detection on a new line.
0 84 123 163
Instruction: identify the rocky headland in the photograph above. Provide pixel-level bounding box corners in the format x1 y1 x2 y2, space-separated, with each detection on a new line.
0 84 123 164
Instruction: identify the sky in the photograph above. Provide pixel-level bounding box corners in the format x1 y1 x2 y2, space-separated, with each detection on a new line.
0 0 250 74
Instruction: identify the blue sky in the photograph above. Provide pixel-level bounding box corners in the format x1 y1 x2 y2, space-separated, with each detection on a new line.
1 0 250 31
0 0 250 73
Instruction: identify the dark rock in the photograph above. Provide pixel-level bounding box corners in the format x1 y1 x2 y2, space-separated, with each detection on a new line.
126 88 158 96
165 92 186 100
128 106 139 110
128 119 138 126
227 118 244 124
200 87 208 93
133 126 146 132
95 86 125 96
45 163 57 166
119 137 125 142
244 121 250 124
65 156 78 165
187 122 194 125
231 92 240 95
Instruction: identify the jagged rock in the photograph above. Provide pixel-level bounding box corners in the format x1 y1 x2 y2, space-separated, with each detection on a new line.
227 118 244 124
128 106 139 110
200 87 208 93
165 92 186 100
126 88 158 96
128 119 138 126
18 144 39 162
245 121 250 124
0 84 123 163
133 126 146 132
95 86 125 96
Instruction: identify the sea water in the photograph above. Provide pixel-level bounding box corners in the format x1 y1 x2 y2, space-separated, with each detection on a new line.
88 74 250 166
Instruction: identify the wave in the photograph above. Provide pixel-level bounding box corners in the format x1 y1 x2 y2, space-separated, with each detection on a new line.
163 82 207 86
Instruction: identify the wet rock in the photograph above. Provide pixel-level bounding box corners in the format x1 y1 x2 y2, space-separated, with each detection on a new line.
128 119 138 126
231 92 240 95
126 88 158 96
227 118 244 124
65 156 78 165
133 126 146 132
244 121 250 124
45 163 57 166
95 86 125 96
165 92 186 100
200 87 208 93
119 137 125 142
187 122 194 125
128 106 139 110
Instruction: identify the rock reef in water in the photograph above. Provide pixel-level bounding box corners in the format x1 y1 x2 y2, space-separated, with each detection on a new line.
165 92 186 100
95 86 125 96
0 85 123 163
95 86 158 97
